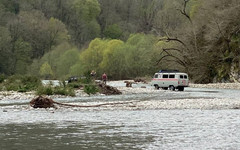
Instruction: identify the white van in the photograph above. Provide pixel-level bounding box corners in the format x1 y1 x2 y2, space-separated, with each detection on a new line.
150 70 189 91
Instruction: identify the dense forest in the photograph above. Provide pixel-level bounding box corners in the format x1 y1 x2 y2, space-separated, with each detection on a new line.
0 0 239 83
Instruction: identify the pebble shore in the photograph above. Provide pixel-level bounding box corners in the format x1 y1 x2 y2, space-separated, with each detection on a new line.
189 83 240 89
1 82 240 110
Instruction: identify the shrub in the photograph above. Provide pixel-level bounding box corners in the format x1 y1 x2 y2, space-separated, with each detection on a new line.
3 75 41 92
36 86 75 96
36 86 54 95
66 72 93 89
54 86 75 96
0 74 6 83
67 82 83 89
84 84 98 95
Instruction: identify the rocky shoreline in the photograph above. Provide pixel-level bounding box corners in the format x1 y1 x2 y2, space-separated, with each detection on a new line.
189 83 240 89
0 89 90 101
1 81 240 110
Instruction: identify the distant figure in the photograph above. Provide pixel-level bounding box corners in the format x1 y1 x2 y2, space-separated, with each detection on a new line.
102 73 107 84
90 70 96 77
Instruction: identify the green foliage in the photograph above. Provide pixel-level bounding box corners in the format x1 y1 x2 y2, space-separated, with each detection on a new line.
36 86 53 95
13 10 49 58
103 24 123 39
54 86 75 96
74 0 100 22
71 0 101 46
76 33 159 79
79 38 106 71
39 62 54 79
99 39 124 73
122 34 159 78
28 42 73 77
69 63 84 77
14 38 32 74
83 84 98 95
67 82 83 89
0 74 6 83
56 48 79 78
66 71 93 89
36 85 75 96
0 26 13 75
48 17 69 48
0 0 19 14
1 75 41 92
0 0 239 83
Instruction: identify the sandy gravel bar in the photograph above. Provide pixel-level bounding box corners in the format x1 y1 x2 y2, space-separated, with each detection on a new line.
133 98 240 110
189 83 240 89
1 81 240 110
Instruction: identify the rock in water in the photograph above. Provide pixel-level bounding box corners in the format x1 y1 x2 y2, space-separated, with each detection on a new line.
30 96 55 108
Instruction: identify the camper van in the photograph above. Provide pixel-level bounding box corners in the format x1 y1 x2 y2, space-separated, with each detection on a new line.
150 70 189 91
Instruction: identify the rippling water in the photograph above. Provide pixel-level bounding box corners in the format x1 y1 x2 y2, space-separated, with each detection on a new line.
1 109 240 150
1 83 240 150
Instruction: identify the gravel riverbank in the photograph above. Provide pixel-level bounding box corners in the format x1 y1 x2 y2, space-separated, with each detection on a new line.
189 83 240 89
1 81 240 110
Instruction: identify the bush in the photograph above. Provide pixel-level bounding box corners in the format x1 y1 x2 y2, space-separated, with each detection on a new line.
67 82 83 89
84 84 98 95
3 75 41 92
36 86 54 95
0 74 6 83
54 86 75 96
36 86 75 96
66 72 93 89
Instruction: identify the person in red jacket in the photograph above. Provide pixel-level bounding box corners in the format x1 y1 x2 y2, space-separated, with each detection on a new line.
102 73 107 84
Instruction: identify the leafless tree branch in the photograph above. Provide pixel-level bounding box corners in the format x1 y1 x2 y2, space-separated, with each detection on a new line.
176 0 192 24
156 48 187 67
159 35 190 52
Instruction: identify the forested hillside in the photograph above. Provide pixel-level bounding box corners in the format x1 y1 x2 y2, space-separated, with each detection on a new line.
0 0 239 83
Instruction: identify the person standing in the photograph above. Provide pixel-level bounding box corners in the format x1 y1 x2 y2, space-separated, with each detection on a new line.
90 70 96 77
102 73 107 84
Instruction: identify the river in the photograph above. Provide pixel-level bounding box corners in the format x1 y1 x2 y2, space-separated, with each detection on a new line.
0 82 240 150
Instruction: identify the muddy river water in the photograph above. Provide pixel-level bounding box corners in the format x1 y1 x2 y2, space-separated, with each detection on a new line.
0 82 240 150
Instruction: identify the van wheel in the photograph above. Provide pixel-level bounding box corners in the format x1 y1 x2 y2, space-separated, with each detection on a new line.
169 85 175 91
178 87 184 91
154 85 159 90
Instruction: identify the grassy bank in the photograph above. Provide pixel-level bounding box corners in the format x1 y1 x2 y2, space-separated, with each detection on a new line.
0 75 99 96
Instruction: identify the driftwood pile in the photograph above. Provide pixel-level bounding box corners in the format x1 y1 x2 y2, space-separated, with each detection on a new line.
97 82 122 95
30 96 55 108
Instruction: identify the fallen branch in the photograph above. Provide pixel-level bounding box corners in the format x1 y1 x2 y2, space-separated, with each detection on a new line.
30 96 138 108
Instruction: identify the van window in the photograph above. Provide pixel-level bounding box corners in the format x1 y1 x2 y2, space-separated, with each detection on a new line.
180 75 183 79
169 75 175 78
163 74 168 78
184 75 188 79
154 74 158 78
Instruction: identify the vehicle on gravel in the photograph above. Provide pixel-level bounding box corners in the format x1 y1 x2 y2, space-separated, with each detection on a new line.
150 70 189 91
